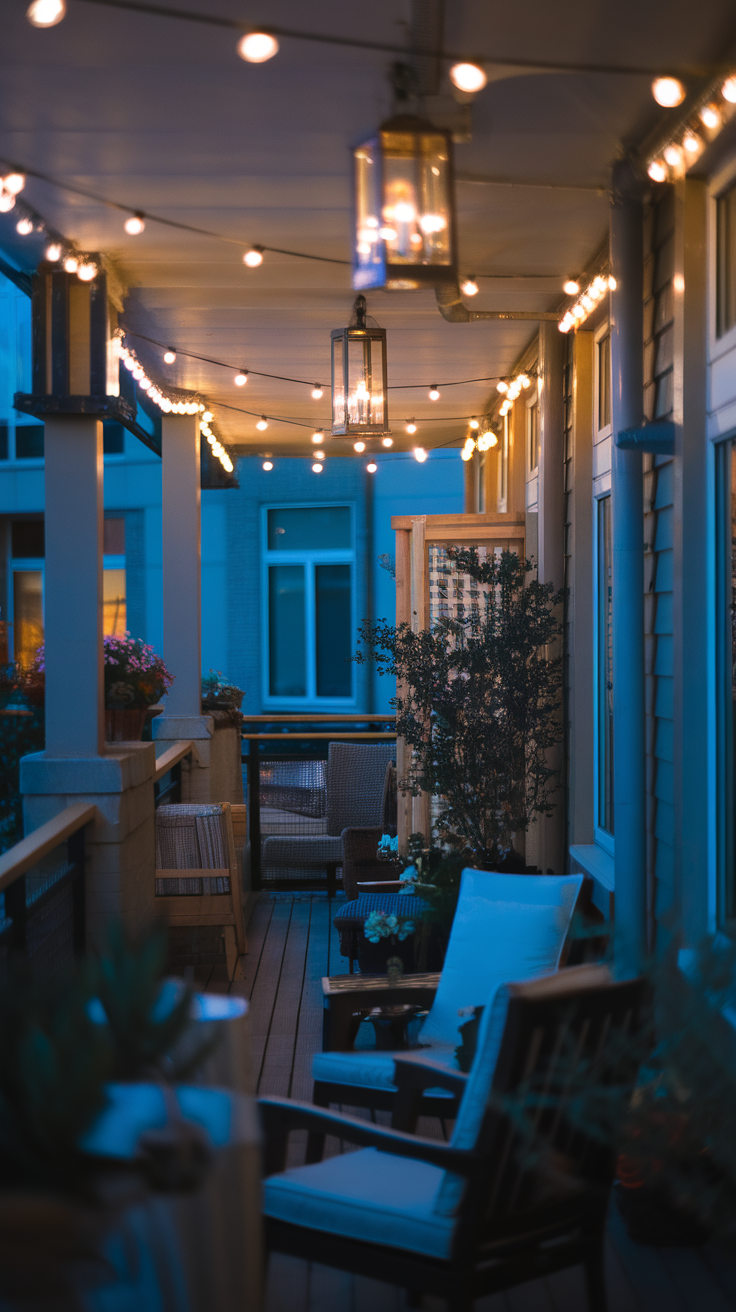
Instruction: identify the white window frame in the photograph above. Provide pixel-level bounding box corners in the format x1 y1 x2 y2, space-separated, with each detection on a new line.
594 320 613 444
593 489 614 855
526 384 540 475
261 502 356 708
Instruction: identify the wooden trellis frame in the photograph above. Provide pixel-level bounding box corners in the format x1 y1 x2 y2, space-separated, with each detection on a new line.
392 512 526 853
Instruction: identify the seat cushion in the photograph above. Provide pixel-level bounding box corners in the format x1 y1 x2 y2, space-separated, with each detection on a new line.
261 834 343 867
263 1147 455 1258
312 1046 456 1100
333 893 428 928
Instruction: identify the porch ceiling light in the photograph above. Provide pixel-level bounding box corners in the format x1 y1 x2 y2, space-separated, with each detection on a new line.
237 32 279 63
353 115 457 292
27 0 66 26
331 295 390 437
652 77 686 107
449 62 487 94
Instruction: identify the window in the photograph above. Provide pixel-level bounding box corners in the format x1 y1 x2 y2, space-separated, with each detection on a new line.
103 517 126 636
717 182 736 338
716 439 736 926
15 424 44 459
264 505 354 703
527 390 540 472
10 518 44 667
596 495 614 838
103 421 125 455
597 329 611 431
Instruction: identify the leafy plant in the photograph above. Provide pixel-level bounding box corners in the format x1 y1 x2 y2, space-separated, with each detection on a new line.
201 669 245 709
357 549 563 868
27 638 174 710
364 910 415 944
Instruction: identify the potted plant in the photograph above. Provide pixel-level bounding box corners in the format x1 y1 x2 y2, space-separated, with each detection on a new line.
357 548 564 930
104 635 174 741
201 669 244 711
360 908 417 977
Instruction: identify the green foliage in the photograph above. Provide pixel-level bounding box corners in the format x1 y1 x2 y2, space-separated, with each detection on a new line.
201 668 245 709
357 549 563 866
94 923 200 1081
0 963 109 1196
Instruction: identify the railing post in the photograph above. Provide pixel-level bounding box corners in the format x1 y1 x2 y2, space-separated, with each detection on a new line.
248 742 262 891
4 875 27 955
68 826 86 955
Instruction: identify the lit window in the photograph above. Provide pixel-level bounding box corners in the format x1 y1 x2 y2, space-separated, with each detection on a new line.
103 517 126 636
264 505 354 702
597 329 612 432
596 495 614 837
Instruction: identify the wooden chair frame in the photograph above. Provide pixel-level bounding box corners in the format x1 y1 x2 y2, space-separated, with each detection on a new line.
156 801 246 981
261 972 646 1312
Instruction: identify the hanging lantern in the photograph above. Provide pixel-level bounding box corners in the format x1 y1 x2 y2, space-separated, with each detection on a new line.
331 295 390 437
353 114 457 291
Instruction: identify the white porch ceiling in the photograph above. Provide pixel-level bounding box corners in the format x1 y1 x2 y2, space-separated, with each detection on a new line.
0 0 733 454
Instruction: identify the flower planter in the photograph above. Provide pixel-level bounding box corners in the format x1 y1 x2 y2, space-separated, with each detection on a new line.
105 708 147 742
356 935 416 976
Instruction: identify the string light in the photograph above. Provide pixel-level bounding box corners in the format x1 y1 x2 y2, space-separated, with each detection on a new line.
243 246 264 267
63 255 78 274
449 62 487 93
237 32 279 62
124 212 145 235
311 386 324 399
477 430 498 451
461 436 475 461
314 449 326 459
44 241 61 262
429 386 440 401
460 276 479 296
26 0 66 26
382 437 393 448
647 159 667 182
235 371 248 386
683 132 702 155
652 77 686 107
496 381 508 394
16 217 33 235
700 103 721 130
312 462 323 473
563 278 580 295
77 260 98 281
163 349 176 364
354 441 366 452
558 272 613 332
3 173 25 195
263 461 274 471
256 417 268 431
0 192 15 214
311 430 324 444
414 447 427 462
723 77 736 104
406 420 417 434
366 462 377 473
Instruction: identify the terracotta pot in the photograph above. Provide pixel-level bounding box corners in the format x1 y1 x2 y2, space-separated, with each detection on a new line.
105 708 147 742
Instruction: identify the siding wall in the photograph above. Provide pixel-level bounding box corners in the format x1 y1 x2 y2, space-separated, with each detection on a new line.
643 191 675 945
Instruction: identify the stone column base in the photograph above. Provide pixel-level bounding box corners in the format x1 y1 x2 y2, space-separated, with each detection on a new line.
20 742 156 951
153 715 243 804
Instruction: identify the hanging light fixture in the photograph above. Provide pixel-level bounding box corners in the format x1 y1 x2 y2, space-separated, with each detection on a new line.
331 295 390 437
353 114 457 291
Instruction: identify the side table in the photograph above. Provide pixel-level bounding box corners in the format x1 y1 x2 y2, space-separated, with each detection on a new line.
321 971 440 1050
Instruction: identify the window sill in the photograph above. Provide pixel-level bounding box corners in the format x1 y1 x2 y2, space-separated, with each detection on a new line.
569 843 614 892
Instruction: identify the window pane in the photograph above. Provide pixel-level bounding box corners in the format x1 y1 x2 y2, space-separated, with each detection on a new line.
15 425 44 459
103 569 126 637
269 565 306 696
598 496 614 834
13 571 43 667
267 506 351 552
104 517 126 555
11 519 44 558
315 564 351 697
103 421 125 455
598 332 611 430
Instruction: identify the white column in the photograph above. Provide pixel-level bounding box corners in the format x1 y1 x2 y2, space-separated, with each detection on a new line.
44 415 104 756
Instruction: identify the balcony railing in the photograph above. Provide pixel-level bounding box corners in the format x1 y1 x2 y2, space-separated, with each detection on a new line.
242 715 396 891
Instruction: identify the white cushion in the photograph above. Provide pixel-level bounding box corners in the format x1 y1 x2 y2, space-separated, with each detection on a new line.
263 1147 455 1258
312 1046 456 1098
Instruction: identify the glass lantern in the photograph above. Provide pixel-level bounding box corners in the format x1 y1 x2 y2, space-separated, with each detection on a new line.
353 114 457 292
331 296 390 437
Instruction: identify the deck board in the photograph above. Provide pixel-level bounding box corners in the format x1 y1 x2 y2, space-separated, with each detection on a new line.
247 892 736 1312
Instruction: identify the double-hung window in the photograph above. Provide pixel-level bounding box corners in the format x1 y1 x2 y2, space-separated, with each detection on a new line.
263 504 354 705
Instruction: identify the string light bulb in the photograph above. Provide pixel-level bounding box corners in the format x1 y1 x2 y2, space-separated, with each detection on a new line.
27 0 66 26
382 437 393 448
45 242 62 262
77 260 97 281
414 447 427 462
722 77 736 104
406 420 417 434
608 275 617 290
124 212 145 235
469 417 479 429
449 62 487 93
683 132 702 155
202 411 213 422
311 430 323 444
314 449 326 459
234 370 248 386
312 462 323 473
461 275 479 296
563 279 580 295
700 103 721 130
3 174 25 195
256 417 268 431
0 192 15 214
237 31 279 62
461 446 473 462
63 255 78 273
163 349 176 364
243 246 264 267
651 77 686 108
428 385 440 401
366 462 377 473
311 386 323 399
354 441 366 452
647 159 667 182
496 381 508 393
262 461 273 471
16 217 33 235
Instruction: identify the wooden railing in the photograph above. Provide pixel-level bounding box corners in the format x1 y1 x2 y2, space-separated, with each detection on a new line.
0 802 96 978
154 739 199 807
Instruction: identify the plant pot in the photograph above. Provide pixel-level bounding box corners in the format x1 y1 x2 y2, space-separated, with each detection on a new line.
356 936 416 976
105 708 147 743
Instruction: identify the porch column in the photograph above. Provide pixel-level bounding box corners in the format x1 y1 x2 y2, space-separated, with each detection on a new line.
609 160 647 969
152 413 216 800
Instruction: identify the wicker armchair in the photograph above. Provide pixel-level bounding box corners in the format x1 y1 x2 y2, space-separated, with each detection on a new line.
340 760 398 901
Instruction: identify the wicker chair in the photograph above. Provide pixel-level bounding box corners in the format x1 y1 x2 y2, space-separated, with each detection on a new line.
261 964 646 1312
260 742 395 895
155 802 246 981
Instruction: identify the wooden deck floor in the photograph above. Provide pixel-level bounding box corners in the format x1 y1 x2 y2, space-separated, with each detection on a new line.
204 891 736 1312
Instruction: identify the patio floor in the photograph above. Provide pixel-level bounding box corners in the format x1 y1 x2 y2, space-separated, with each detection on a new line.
205 891 736 1312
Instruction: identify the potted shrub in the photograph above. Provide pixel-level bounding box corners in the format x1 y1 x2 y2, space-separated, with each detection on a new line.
104 635 174 741
201 669 244 711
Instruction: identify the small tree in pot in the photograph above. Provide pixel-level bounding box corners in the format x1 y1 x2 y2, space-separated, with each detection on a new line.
357 548 563 871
